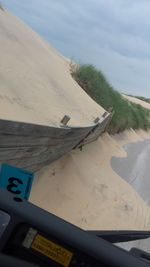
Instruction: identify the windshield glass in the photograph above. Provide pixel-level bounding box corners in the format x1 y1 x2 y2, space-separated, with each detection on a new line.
2 0 150 253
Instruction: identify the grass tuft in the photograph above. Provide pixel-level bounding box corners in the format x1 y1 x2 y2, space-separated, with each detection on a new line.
72 64 150 134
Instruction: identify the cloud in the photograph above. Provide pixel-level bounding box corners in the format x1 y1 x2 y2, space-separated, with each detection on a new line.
3 0 150 97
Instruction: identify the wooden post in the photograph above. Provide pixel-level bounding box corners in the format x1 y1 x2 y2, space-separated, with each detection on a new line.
60 115 71 126
102 111 108 118
94 117 100 124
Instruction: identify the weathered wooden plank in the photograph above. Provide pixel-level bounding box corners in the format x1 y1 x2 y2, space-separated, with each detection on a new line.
1 142 75 170
84 115 111 142
28 143 76 172
0 119 67 136
0 140 76 161
0 119 94 137
0 146 48 160
0 135 80 161
0 135 60 147
0 130 89 148
24 148 72 172
73 115 111 148
0 114 112 171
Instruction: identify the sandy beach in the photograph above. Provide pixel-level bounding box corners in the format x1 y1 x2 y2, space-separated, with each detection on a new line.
30 131 150 231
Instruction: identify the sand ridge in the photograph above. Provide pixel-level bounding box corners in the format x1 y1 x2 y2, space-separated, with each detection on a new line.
0 10 104 127
123 94 150 110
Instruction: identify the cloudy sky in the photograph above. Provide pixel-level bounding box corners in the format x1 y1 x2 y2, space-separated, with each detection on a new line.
3 0 150 97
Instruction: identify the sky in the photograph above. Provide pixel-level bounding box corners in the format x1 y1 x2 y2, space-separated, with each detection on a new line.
2 0 150 97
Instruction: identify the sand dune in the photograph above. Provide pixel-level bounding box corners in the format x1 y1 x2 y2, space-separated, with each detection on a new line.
30 131 150 231
0 10 104 127
123 94 150 110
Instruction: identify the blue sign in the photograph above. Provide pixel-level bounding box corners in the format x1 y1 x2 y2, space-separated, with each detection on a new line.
0 164 34 200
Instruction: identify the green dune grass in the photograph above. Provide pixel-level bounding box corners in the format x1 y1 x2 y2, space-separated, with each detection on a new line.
72 64 150 134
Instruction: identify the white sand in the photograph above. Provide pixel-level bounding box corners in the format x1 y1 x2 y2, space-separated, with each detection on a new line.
0 10 104 127
123 94 150 110
30 132 150 231
112 129 150 147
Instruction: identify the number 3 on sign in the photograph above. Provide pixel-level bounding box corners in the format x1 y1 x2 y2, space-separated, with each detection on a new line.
0 164 34 200
7 177 23 195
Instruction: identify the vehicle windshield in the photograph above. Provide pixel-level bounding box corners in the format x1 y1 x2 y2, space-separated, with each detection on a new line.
1 0 150 255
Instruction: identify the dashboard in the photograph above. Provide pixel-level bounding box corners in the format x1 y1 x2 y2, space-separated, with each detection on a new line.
0 189 149 267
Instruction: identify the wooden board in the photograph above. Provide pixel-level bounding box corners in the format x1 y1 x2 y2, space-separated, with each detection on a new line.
0 114 112 171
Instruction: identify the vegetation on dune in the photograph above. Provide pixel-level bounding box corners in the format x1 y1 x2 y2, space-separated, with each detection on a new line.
0 3 4 11
72 64 150 134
